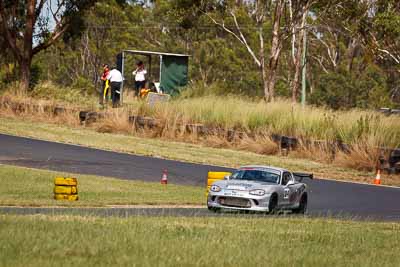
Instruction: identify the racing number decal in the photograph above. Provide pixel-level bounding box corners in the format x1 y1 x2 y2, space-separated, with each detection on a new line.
283 188 290 199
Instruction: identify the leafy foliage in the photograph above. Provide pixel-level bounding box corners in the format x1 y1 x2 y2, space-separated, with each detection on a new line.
1 0 399 109
310 65 391 109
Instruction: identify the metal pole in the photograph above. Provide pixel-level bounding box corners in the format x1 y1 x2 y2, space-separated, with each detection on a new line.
159 55 163 93
148 55 152 83
301 27 307 107
121 51 125 104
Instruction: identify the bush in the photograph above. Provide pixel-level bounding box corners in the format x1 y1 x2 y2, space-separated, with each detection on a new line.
310 66 393 109
71 76 96 94
31 81 97 105
29 64 42 89
0 63 17 89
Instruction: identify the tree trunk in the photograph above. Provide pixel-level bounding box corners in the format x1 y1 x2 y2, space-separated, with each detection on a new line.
290 1 311 103
262 64 269 101
347 38 358 72
291 39 302 102
258 22 269 101
265 0 284 102
266 67 277 102
291 12 307 102
15 0 35 91
20 58 32 90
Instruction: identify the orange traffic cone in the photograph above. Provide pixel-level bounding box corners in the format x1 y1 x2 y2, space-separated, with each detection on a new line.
374 169 381 185
161 169 168 185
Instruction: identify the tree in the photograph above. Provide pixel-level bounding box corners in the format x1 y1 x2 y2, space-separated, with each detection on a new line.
288 0 314 102
266 0 285 102
11 0 396 108
0 0 96 90
204 0 286 102
309 65 391 109
362 0 400 67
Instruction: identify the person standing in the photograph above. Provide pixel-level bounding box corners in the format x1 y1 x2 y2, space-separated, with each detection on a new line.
100 64 110 104
132 61 147 97
106 67 123 108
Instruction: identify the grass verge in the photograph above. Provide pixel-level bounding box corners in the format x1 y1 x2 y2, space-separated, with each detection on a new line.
0 214 399 266
0 164 203 207
1 116 398 186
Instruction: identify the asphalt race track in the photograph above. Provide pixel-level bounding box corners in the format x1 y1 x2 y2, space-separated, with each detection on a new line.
1 133 400 221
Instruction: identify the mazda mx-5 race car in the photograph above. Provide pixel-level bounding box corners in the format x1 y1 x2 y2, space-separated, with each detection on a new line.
207 165 313 214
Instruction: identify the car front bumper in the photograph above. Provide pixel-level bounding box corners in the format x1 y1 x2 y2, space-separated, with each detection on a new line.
207 190 272 212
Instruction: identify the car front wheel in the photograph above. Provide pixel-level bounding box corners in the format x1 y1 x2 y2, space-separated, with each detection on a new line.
267 194 278 214
207 205 220 213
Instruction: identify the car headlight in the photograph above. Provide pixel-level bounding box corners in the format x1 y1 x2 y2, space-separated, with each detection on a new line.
249 189 266 196
210 185 221 192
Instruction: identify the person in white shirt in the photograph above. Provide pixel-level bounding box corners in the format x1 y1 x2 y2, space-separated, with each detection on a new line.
132 61 147 97
106 67 123 107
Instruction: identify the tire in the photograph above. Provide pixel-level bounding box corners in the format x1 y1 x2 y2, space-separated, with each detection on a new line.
54 177 77 186
267 194 278 214
292 194 308 214
207 205 220 213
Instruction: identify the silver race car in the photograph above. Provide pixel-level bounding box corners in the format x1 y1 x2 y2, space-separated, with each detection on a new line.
207 165 313 214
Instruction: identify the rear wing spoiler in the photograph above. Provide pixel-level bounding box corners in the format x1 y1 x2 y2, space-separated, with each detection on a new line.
293 172 313 182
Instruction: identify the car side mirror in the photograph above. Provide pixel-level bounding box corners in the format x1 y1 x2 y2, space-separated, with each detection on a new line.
286 180 295 186
224 175 231 180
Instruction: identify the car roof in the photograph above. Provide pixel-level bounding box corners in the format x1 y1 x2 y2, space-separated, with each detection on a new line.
238 165 288 173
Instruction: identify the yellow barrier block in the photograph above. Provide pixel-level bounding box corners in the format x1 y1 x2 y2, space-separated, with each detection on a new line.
54 185 78 195
54 194 79 201
207 178 224 186
207 172 231 179
54 177 77 186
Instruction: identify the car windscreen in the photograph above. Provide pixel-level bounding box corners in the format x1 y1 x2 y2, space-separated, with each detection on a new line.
231 169 280 184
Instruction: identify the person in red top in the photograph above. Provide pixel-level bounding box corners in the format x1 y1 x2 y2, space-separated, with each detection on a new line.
100 64 110 104
101 64 110 80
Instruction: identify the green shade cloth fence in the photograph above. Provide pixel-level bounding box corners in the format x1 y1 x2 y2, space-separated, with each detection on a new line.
160 55 189 95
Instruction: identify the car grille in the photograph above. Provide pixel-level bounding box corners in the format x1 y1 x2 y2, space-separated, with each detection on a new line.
218 197 251 208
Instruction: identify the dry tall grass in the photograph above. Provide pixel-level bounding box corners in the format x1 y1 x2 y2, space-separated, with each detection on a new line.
236 133 279 155
0 93 80 127
291 140 336 164
146 96 400 147
1 89 400 172
96 108 133 134
126 97 400 171
333 134 387 171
